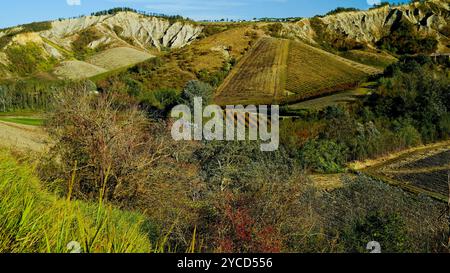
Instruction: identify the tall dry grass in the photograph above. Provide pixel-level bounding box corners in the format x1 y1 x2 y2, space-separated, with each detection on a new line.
0 148 153 253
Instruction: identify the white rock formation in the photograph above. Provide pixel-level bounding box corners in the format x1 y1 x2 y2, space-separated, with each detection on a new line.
282 0 449 46
40 12 203 51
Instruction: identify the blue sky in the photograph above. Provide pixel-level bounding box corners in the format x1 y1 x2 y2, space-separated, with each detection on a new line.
1 0 406 29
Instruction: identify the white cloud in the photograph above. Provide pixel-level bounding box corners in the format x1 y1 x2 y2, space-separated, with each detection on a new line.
67 0 81 6
367 0 381 5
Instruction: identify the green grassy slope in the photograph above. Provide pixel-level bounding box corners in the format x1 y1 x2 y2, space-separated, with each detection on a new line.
0 149 152 253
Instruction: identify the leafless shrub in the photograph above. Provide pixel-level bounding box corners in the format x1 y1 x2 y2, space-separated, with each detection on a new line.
45 85 170 206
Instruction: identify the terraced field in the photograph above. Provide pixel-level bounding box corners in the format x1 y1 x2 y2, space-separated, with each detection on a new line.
364 141 450 202
215 37 381 106
215 37 289 105
285 41 380 102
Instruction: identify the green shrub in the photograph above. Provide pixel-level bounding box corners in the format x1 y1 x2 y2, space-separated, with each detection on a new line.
266 23 283 37
438 113 450 139
20 21 52 33
298 139 348 173
152 88 180 109
181 80 214 108
113 25 124 35
396 123 422 147
366 58 449 143
440 24 450 37
195 68 229 87
0 34 13 50
0 79 93 112
138 88 180 117
199 24 235 38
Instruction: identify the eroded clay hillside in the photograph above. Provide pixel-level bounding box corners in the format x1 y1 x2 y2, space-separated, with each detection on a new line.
0 11 203 79
283 0 449 51
41 11 203 51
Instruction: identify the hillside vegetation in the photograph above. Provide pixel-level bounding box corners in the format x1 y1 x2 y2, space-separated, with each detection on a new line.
5 43 56 76
0 53 449 254
0 10 203 80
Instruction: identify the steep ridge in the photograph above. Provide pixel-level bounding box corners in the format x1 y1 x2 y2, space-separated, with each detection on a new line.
281 0 449 51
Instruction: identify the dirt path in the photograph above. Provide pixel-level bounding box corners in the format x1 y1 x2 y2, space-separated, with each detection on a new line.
0 121 49 152
349 140 450 171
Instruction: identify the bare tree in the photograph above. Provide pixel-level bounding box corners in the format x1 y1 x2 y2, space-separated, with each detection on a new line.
46 85 171 206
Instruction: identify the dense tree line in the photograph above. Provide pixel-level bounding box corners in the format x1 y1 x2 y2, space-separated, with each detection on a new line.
0 79 95 112
90 7 191 23
325 7 360 16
